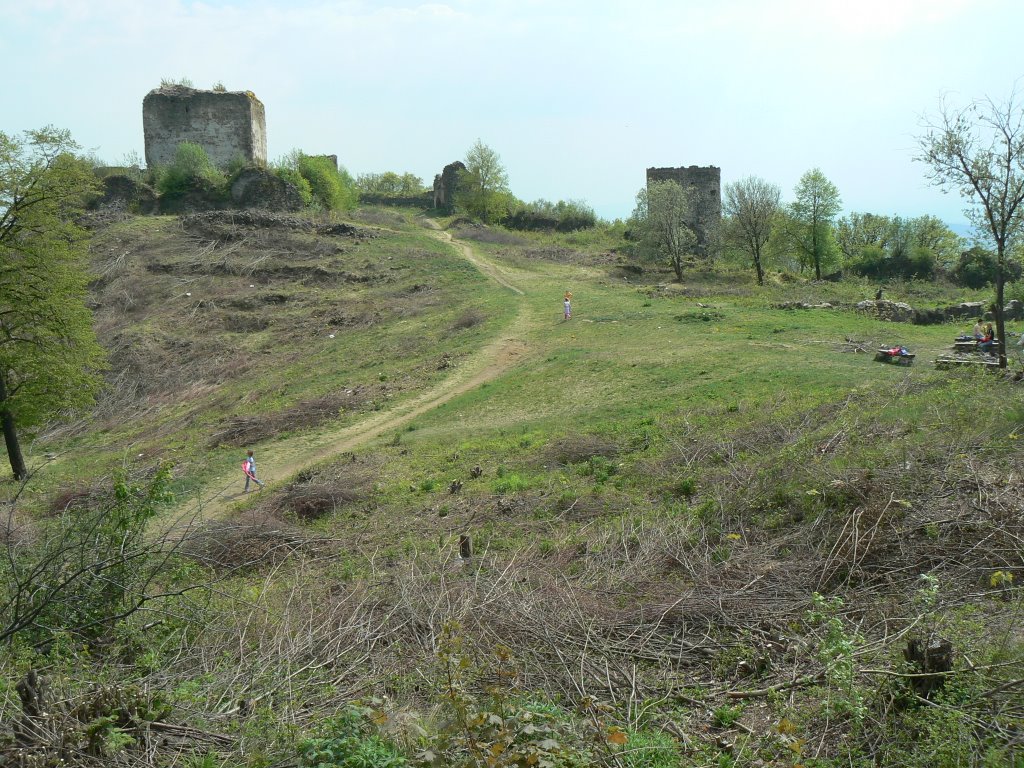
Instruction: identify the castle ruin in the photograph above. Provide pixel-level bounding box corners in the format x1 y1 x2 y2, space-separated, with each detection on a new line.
143 85 267 169
646 165 721 258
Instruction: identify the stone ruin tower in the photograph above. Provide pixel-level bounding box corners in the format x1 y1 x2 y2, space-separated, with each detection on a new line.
143 85 267 169
433 160 466 213
646 165 721 258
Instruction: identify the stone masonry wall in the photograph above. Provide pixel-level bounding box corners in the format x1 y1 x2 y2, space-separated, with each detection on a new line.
143 86 267 169
646 165 721 258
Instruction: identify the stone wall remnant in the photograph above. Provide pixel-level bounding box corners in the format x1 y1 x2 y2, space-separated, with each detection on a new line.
143 85 267 169
433 161 466 212
645 165 721 258
230 168 304 211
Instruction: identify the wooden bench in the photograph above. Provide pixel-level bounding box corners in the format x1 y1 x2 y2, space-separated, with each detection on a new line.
875 349 915 366
935 355 1000 370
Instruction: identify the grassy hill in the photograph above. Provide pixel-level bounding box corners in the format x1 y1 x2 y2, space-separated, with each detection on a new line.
3 207 1023 767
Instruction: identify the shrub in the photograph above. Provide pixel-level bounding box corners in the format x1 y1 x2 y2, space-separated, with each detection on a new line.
493 472 530 494
847 244 936 280
356 171 425 197
507 199 597 232
297 154 358 211
299 705 407 768
156 142 226 199
270 166 313 206
951 245 1022 288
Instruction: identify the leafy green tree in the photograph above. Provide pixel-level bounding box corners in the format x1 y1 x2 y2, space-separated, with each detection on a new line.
835 212 892 260
919 88 1024 367
456 140 511 223
722 176 781 285
0 127 106 479
630 180 696 280
908 214 963 269
787 168 842 279
838 212 960 280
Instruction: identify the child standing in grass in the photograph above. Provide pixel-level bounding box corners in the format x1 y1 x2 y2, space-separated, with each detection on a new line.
243 449 265 492
563 292 572 321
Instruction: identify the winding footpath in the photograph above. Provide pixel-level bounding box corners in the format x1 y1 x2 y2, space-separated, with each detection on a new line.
175 222 529 524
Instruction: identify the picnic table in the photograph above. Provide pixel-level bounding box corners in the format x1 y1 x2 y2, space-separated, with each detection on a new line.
875 348 915 366
953 336 999 353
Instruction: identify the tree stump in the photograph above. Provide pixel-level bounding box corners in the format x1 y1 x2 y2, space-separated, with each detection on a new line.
904 637 953 697
459 534 472 559
15 669 48 744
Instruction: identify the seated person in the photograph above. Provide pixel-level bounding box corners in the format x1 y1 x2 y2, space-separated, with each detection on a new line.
979 323 995 352
973 319 986 339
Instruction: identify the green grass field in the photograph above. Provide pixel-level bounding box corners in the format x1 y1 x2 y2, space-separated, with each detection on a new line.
3 207 1023 768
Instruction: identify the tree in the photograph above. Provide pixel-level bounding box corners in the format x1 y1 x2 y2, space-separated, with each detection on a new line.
722 176 781 285
837 212 960 279
356 171 426 197
0 127 106 479
835 212 893 260
457 140 511 223
787 168 842 279
630 180 696 280
918 89 1024 368
908 215 963 270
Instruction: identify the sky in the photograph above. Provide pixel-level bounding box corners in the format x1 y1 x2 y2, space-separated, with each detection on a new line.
4 0 1023 226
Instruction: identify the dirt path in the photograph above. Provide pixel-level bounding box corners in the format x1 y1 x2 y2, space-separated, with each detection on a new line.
180 225 530 521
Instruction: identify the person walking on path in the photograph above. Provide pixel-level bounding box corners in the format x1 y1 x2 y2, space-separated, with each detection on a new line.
563 292 572 321
243 449 265 492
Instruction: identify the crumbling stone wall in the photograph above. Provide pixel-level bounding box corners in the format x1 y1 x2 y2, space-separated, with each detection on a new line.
433 161 466 212
646 165 721 258
143 85 267 169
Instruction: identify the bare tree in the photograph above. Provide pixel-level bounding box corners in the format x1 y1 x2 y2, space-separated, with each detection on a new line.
918 88 1024 368
631 180 696 280
723 177 781 285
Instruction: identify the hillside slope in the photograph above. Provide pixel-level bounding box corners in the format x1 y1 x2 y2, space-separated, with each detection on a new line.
3 209 1023 768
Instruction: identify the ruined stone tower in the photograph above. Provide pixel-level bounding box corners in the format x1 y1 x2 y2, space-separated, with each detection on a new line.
143 85 267 169
645 165 721 258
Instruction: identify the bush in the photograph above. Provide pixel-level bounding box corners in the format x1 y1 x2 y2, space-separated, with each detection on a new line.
156 142 226 199
270 166 313 206
299 705 407 768
507 199 597 232
951 246 1022 288
355 171 425 197
1 465 176 645
847 244 936 281
297 154 358 211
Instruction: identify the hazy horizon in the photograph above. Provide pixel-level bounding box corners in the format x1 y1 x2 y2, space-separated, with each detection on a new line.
5 0 1022 231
